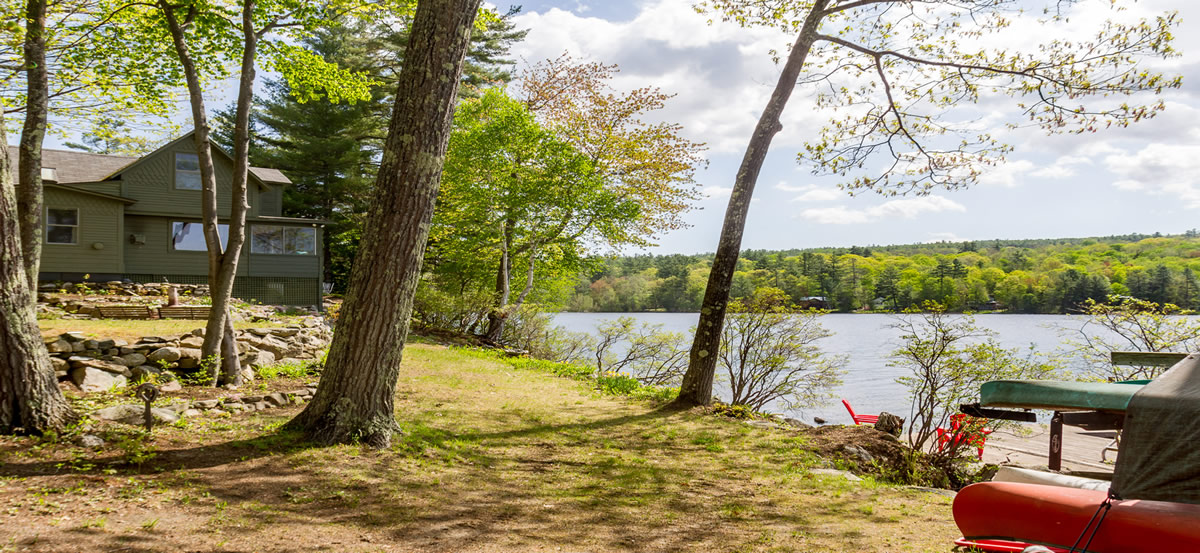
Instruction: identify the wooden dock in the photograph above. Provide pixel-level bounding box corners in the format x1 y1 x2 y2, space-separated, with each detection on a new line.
982 422 1117 476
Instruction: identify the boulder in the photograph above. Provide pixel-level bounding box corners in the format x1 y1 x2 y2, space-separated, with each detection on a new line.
193 399 221 410
139 336 166 344
147 347 182 363
270 328 299 338
83 339 99 351
78 359 132 377
130 365 161 381
176 358 200 370
244 350 276 369
179 336 205 348
70 367 127 393
45 339 72 353
178 347 203 361
181 409 202 417
93 404 179 426
96 339 116 351
247 328 273 337
77 434 105 448
71 341 86 352
50 356 70 375
159 380 182 392
62 332 86 342
873 412 905 439
265 392 289 407
121 353 147 367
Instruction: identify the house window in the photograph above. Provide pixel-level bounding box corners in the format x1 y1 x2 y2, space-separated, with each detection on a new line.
175 153 201 190
251 225 316 255
46 208 78 244
171 222 228 251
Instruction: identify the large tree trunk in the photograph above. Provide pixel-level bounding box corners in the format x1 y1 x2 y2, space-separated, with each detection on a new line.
288 0 480 447
17 0 48 291
673 1 828 408
0 110 78 434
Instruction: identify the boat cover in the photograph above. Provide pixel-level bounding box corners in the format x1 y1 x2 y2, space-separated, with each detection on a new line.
1112 354 1200 504
979 379 1141 412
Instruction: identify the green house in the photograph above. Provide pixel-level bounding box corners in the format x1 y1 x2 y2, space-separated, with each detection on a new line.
8 133 324 306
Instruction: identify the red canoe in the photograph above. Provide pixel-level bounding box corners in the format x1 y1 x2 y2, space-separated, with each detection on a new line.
953 482 1200 553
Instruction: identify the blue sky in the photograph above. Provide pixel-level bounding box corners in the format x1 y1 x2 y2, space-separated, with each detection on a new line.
491 0 1200 255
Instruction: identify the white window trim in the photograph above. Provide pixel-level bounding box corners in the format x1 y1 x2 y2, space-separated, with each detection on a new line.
174 152 202 191
45 207 79 245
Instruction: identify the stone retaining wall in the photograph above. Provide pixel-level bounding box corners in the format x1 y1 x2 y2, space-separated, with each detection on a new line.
44 320 332 393
39 281 210 297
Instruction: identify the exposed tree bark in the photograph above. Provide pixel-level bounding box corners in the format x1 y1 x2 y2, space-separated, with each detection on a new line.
484 219 513 342
211 0 257 386
17 0 48 291
288 0 480 447
0 109 79 435
673 0 829 408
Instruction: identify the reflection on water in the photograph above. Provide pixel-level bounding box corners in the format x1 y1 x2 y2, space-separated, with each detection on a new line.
551 312 1092 425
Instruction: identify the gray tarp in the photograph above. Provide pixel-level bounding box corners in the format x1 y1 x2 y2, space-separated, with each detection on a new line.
1111 354 1200 504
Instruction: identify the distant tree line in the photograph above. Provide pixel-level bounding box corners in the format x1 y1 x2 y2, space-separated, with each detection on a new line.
568 234 1200 314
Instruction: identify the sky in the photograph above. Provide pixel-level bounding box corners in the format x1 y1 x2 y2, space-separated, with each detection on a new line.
488 0 1200 255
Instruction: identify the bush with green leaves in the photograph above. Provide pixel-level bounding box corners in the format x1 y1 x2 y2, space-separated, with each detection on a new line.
1066 296 1200 381
589 316 689 386
718 288 846 411
891 303 1059 458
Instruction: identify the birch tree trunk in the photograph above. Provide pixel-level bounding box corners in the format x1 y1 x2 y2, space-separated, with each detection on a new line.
17 0 48 291
673 1 829 407
288 0 480 447
0 110 78 434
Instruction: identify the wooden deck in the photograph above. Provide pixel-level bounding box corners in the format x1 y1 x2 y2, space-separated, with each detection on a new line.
983 422 1117 476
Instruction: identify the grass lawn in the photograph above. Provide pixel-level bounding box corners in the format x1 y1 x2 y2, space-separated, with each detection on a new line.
39 318 293 343
0 344 961 552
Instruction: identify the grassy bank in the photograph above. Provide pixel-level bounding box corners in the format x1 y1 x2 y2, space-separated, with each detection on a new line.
0 343 960 552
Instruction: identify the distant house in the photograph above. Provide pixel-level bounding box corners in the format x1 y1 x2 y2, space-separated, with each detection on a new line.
7 132 324 306
796 296 828 309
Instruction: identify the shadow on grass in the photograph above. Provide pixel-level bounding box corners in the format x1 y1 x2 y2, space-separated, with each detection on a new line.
0 406 858 552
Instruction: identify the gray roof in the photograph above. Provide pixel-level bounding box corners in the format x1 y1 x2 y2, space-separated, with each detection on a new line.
6 145 135 183
5 145 291 185
249 167 290 184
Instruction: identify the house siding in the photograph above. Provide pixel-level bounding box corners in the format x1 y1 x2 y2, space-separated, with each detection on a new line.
120 141 261 218
258 186 282 216
40 187 124 274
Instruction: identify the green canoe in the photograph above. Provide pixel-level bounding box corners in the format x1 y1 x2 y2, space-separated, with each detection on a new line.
980 380 1145 412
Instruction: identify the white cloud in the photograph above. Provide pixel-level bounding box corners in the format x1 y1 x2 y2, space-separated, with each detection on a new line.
1030 155 1093 179
790 188 844 203
978 160 1035 187
702 185 733 199
1104 143 1200 207
799 196 966 224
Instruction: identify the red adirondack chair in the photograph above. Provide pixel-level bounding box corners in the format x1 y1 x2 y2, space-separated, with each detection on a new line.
842 399 879 425
937 413 992 460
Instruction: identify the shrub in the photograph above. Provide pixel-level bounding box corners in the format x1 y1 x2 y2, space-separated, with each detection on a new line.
891 303 1058 459
718 288 846 411
1066 296 1200 381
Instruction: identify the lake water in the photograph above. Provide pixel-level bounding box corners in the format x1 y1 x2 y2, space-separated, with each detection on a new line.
551 312 1095 426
